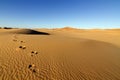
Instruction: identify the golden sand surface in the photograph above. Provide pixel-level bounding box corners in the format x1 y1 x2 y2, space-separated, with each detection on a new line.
0 28 120 80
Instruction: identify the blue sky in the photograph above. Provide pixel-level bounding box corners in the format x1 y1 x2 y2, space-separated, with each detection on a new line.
0 0 120 29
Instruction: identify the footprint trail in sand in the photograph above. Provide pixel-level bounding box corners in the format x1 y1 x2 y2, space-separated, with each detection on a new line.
12 34 40 77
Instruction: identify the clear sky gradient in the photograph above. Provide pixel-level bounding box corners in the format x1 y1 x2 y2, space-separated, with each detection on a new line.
0 0 120 29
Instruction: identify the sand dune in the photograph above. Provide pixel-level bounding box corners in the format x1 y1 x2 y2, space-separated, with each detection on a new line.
2 29 50 35
0 28 120 80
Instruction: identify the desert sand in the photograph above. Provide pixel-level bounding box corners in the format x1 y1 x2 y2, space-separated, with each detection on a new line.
0 27 120 80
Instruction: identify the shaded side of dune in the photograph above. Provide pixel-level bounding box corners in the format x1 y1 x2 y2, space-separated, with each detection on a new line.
7 29 50 35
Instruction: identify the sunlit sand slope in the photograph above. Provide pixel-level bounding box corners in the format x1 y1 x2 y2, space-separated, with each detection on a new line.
0 28 120 80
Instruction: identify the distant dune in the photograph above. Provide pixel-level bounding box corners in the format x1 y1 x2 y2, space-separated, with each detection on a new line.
0 28 120 80
1 29 50 35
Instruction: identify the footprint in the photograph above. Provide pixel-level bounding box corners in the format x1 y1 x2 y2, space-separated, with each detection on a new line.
30 51 38 56
20 41 25 43
28 64 39 73
32 51 38 54
19 46 22 48
22 46 26 49
28 64 33 68
19 46 26 49
13 39 17 42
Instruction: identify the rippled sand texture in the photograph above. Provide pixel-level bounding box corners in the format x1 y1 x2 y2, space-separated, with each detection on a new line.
0 28 120 80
